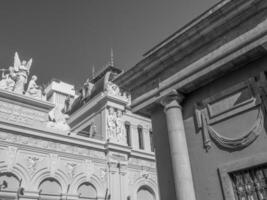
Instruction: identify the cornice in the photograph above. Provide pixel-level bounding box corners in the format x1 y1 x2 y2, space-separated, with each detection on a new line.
114 0 260 89
0 89 54 112
130 19 267 114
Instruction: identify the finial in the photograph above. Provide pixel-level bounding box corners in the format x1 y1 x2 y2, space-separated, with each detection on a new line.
110 48 114 67
92 65 95 79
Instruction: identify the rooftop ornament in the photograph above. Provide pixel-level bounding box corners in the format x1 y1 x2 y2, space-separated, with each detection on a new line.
0 52 45 100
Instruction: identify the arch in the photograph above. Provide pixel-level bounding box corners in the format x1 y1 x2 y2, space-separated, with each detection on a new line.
0 162 29 188
131 177 159 200
137 185 155 200
0 172 20 191
31 169 68 192
38 177 62 195
13 163 30 185
70 173 105 197
77 182 97 198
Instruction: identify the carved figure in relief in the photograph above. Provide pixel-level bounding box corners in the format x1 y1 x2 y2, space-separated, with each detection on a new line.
25 75 42 99
66 162 77 179
27 156 40 175
106 81 120 96
13 52 33 94
107 107 127 144
107 107 117 140
116 110 126 144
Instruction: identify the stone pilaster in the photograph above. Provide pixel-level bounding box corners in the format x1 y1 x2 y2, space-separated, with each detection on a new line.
108 160 119 200
161 90 196 200
118 162 128 200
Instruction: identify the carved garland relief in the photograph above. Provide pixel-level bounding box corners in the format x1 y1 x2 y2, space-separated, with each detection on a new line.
195 74 267 152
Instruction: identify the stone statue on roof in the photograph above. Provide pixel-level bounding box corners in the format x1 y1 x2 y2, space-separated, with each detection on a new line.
13 52 33 94
25 75 42 99
0 67 16 91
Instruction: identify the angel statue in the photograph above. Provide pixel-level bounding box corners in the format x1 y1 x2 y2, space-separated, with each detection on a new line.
13 52 33 94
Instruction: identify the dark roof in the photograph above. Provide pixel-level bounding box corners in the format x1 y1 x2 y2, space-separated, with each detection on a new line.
67 65 122 115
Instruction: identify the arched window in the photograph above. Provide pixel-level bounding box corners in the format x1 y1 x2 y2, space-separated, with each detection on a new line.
78 182 97 199
0 172 20 191
38 178 62 195
137 186 155 200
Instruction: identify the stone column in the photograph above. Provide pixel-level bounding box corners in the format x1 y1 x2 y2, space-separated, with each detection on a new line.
161 90 196 200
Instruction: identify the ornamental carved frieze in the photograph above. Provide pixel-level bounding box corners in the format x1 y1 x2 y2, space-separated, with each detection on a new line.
0 101 47 126
194 73 267 152
0 132 106 160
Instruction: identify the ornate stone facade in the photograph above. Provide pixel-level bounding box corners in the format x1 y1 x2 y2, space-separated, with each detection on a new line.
0 61 158 200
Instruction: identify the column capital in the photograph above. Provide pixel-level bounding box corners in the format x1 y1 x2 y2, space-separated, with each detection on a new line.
160 90 184 110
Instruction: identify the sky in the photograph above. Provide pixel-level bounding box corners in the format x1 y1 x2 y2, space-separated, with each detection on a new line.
0 0 220 89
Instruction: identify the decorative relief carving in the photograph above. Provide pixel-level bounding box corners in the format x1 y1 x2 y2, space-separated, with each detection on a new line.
0 132 105 160
195 79 265 151
66 162 77 179
107 107 126 145
105 81 121 96
99 168 108 181
105 81 130 102
0 101 47 125
26 155 41 175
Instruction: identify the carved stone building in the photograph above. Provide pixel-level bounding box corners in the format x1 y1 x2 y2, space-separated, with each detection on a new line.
115 0 267 200
0 56 158 200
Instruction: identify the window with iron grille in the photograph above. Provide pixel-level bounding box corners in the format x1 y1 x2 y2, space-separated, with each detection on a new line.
230 165 267 200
